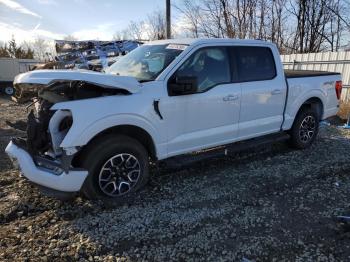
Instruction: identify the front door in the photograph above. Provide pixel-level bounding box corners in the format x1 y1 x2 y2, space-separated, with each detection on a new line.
162 46 241 157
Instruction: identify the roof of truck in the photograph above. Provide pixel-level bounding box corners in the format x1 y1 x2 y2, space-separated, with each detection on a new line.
146 38 272 47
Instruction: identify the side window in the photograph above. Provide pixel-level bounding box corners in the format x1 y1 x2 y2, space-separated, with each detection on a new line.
236 47 276 82
175 47 230 92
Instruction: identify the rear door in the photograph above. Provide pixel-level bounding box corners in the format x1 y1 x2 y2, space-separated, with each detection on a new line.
234 46 286 139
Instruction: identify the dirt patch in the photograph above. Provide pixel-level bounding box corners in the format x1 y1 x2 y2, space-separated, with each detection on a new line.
0 95 350 261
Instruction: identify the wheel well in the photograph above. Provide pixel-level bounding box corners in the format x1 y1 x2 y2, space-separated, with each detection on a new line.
299 97 324 120
73 125 157 166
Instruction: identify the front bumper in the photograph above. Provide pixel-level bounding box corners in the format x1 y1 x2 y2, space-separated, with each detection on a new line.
5 140 88 192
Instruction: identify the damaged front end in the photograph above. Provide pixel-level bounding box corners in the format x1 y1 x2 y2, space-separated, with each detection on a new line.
20 80 129 155
6 80 131 198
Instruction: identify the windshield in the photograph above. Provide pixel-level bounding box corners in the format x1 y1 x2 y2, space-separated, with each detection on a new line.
105 44 187 82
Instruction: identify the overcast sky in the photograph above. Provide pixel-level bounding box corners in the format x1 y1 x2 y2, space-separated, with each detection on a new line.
0 0 182 43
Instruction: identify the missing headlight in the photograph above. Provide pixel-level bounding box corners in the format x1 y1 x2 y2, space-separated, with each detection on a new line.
58 116 73 132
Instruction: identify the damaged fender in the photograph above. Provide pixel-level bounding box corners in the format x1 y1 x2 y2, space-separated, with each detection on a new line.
49 110 73 155
51 100 161 155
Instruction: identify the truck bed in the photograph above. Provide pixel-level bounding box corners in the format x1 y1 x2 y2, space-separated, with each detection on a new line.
284 69 340 78
283 69 341 131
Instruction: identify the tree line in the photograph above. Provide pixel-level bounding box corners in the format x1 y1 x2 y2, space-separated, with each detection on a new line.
0 37 56 61
112 0 349 54
2 0 349 59
0 38 35 59
174 0 350 54
114 0 350 53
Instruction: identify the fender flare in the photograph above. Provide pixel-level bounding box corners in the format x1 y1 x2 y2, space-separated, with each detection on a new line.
292 93 325 119
60 114 162 156
283 89 326 130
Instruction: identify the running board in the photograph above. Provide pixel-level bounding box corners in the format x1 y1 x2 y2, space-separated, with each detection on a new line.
163 132 290 169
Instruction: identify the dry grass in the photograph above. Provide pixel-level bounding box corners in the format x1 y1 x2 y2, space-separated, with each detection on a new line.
338 100 350 121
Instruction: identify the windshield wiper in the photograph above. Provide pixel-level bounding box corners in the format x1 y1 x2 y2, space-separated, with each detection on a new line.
139 79 153 83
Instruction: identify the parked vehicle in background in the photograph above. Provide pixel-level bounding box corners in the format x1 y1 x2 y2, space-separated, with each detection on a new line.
0 58 40 96
5 38 342 200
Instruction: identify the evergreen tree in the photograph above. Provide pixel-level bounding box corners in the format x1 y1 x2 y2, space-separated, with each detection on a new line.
0 44 10 58
7 37 18 58
24 47 35 59
0 37 35 59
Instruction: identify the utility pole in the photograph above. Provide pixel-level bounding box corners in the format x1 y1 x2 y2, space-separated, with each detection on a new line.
166 0 171 39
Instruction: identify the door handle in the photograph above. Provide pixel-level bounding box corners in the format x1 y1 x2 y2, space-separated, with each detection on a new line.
223 95 239 101
271 89 282 95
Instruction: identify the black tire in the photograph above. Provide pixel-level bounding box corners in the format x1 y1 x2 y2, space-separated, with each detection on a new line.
4 86 15 96
80 134 149 199
289 107 319 149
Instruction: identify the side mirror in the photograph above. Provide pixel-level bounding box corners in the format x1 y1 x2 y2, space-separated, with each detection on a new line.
168 76 198 96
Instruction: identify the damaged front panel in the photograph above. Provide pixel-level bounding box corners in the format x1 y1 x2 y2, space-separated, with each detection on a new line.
13 69 141 103
14 69 142 93
17 77 134 177
24 80 129 154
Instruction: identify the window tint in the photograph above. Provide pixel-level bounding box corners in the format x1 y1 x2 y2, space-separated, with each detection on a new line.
236 47 276 82
176 47 230 92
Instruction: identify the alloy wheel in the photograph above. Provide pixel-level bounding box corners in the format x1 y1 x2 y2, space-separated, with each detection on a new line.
299 115 316 143
98 153 141 197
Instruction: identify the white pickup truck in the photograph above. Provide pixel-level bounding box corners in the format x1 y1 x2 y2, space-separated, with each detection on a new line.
5 38 342 199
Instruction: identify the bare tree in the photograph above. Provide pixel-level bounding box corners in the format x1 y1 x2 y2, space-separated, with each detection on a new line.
175 0 349 53
112 9 169 41
63 35 78 41
147 9 167 40
173 0 202 37
113 29 130 41
270 0 287 47
324 0 350 51
31 38 54 61
221 0 235 37
287 0 339 52
109 0 349 52
128 21 145 40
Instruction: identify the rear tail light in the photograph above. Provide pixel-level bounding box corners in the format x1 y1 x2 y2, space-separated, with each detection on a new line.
335 81 342 100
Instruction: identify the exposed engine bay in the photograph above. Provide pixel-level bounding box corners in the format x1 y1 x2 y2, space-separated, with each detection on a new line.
15 80 129 105
14 81 130 172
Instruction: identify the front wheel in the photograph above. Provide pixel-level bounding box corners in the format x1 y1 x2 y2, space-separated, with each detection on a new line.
80 135 150 199
289 107 319 149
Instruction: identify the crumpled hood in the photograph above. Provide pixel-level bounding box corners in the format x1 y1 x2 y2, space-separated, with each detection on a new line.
14 69 141 93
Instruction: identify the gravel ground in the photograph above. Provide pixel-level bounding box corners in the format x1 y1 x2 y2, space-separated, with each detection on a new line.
0 95 350 261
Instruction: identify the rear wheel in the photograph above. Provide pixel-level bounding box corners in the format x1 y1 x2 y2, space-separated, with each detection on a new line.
80 135 150 199
289 107 319 149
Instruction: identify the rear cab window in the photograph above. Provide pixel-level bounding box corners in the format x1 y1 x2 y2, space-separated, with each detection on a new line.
234 46 276 82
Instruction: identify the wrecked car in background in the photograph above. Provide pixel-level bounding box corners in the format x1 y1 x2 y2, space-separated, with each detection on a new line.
54 40 143 71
